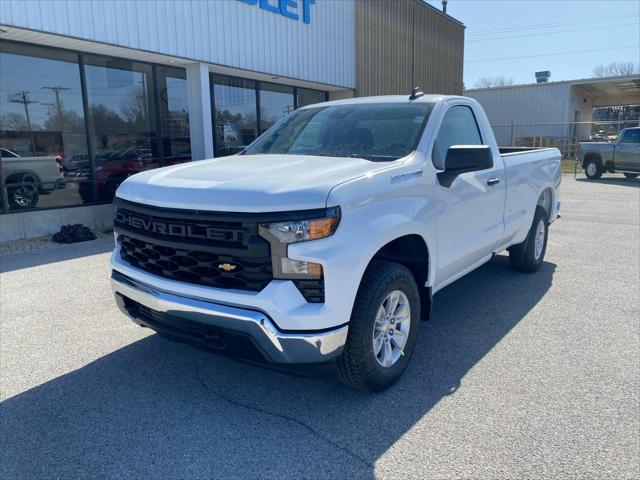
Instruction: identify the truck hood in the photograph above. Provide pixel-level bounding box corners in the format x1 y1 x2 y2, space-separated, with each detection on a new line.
116 154 396 212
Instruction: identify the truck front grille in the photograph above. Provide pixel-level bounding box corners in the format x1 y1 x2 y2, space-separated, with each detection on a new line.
118 235 273 291
114 199 327 301
114 199 273 292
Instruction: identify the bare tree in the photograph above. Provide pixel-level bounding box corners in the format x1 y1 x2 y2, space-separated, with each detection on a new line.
473 76 515 88
593 62 639 77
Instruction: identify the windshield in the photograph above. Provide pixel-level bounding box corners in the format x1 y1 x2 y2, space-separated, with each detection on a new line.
243 102 433 161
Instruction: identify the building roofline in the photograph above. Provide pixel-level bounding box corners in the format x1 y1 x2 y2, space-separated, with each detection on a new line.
414 0 465 27
464 74 640 93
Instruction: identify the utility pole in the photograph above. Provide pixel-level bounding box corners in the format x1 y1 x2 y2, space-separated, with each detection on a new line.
41 102 56 117
42 85 70 130
9 90 38 155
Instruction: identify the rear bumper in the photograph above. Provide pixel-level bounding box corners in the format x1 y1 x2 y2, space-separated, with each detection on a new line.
111 271 348 364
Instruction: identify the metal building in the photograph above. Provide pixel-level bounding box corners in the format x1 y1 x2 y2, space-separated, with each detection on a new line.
0 0 464 241
465 75 640 157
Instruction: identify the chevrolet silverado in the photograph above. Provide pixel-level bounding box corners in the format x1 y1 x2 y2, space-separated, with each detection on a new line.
110 92 561 391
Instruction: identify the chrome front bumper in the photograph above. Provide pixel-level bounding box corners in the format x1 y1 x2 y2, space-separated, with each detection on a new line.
111 271 348 364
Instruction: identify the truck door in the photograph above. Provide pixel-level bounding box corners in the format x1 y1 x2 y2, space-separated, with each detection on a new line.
432 104 506 288
615 129 640 172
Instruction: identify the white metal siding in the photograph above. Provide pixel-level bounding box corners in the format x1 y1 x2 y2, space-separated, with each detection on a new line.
466 84 572 145
0 0 356 88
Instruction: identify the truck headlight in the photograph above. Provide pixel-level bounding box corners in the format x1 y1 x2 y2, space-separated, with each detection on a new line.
260 215 339 244
259 207 340 279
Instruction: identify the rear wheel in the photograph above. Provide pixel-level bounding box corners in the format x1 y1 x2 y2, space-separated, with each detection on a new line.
336 261 420 392
584 158 603 179
7 173 40 209
623 173 639 179
509 206 548 273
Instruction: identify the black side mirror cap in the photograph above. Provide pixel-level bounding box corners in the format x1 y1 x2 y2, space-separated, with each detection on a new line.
437 145 493 187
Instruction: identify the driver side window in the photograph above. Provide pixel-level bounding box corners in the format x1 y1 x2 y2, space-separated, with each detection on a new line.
432 105 483 169
620 129 640 144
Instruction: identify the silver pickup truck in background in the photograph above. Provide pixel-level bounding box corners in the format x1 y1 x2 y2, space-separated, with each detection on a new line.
0 147 65 209
577 127 640 179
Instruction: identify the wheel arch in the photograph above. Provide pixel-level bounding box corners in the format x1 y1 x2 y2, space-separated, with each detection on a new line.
4 169 42 184
583 152 602 165
537 187 554 222
363 233 433 321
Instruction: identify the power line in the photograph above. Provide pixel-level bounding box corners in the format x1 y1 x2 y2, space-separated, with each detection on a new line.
466 13 632 36
467 22 639 43
466 45 640 63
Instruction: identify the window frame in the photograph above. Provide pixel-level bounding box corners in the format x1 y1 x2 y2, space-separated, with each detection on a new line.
430 103 485 170
620 129 640 144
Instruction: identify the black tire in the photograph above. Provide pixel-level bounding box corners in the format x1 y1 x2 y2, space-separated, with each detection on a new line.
584 157 603 179
623 173 639 179
335 261 420 392
7 173 40 209
509 206 548 273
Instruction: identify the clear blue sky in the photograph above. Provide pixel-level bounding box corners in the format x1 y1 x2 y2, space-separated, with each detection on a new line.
425 0 640 88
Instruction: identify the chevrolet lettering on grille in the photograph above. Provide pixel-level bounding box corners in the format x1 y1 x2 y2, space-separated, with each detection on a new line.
115 211 231 241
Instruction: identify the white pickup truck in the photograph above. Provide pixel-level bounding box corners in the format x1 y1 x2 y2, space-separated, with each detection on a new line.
110 93 561 391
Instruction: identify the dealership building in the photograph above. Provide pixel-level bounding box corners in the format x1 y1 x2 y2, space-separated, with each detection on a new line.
0 0 463 241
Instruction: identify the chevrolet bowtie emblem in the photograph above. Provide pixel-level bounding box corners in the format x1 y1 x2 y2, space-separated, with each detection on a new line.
218 263 237 272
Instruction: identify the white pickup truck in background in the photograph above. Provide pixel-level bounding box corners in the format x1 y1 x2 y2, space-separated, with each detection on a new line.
110 93 561 391
0 147 65 209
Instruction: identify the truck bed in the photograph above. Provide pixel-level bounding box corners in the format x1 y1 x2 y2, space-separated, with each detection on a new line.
499 147 557 155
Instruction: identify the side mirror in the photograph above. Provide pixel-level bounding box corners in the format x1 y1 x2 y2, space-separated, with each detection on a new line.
437 145 493 187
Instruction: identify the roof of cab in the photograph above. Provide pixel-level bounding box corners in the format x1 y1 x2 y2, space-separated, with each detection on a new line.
299 94 461 109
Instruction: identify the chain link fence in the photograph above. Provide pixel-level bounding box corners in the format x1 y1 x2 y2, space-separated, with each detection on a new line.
491 119 640 160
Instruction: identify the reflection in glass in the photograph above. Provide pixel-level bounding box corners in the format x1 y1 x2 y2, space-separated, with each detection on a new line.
297 88 326 108
83 56 159 202
260 83 294 134
158 67 191 165
0 42 88 211
213 76 257 157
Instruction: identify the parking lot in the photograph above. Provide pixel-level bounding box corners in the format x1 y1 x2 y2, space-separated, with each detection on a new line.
1 174 638 479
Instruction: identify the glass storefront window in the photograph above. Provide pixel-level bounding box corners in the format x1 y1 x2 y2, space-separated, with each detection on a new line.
0 42 90 211
213 75 258 157
83 56 159 202
297 88 326 108
0 40 327 214
158 67 191 166
259 83 294 134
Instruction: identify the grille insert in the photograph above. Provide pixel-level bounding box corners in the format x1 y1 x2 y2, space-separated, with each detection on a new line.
293 279 325 303
118 235 272 291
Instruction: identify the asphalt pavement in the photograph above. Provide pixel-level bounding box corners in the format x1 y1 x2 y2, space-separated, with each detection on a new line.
1 174 638 479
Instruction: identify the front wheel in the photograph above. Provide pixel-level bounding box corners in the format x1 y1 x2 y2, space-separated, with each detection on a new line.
623 173 639 179
336 261 420 392
509 206 548 273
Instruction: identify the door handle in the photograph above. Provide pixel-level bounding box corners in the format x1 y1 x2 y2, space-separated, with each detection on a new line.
487 178 500 186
